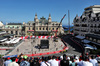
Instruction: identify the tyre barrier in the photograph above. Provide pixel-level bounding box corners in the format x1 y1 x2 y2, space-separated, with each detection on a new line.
25 47 69 57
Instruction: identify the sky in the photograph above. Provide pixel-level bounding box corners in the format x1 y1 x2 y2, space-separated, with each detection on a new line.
0 0 100 26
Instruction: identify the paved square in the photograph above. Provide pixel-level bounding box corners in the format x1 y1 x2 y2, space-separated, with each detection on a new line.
8 38 65 55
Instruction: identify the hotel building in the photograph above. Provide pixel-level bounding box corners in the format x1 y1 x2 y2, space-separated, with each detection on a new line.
73 5 100 44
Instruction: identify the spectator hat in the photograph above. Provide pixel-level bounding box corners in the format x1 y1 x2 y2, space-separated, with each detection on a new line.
75 57 78 60
7 57 10 60
60 56 63 60
67 57 70 60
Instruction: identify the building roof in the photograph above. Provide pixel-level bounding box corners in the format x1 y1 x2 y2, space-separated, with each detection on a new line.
85 5 100 10
7 23 22 25
39 17 48 24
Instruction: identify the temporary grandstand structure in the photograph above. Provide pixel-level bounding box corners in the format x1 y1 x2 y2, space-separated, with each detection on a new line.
3 38 17 46
11 38 21 44
0 31 6 35
0 38 7 42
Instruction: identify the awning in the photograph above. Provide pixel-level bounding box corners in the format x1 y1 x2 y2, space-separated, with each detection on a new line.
75 35 85 40
84 44 97 50
82 39 91 43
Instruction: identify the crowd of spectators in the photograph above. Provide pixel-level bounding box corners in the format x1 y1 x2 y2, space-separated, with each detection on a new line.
1 53 100 66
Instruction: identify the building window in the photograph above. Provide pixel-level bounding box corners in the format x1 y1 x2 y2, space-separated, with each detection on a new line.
17 26 19 28
32 27 34 30
29 23 30 25
11 31 13 34
43 28 44 30
46 28 48 30
49 28 51 30
52 23 54 26
36 28 38 30
16 31 18 35
29 27 30 30
52 28 54 30
6 31 8 33
33 23 34 25
13 26 14 28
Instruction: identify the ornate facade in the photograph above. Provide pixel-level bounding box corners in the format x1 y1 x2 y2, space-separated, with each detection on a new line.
2 23 23 37
73 5 100 43
1 14 64 36
24 14 64 36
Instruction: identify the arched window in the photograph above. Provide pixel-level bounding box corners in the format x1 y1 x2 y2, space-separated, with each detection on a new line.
52 23 54 26
43 28 44 30
52 28 54 30
39 27 41 30
11 31 13 34
29 27 30 30
46 28 48 30
6 31 8 33
16 31 18 35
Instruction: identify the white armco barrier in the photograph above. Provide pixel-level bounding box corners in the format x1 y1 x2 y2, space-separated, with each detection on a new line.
20 36 54 40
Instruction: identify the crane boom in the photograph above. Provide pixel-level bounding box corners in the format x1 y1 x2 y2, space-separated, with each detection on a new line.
55 14 66 37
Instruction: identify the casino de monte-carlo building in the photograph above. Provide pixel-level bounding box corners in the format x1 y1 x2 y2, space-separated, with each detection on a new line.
24 14 64 36
73 5 100 44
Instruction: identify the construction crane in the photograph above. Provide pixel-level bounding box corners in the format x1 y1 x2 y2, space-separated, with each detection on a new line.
54 14 66 41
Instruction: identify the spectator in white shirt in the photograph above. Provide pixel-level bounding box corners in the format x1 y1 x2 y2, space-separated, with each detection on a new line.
83 56 93 66
50 56 58 66
40 57 50 66
89 55 98 66
48 56 52 64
